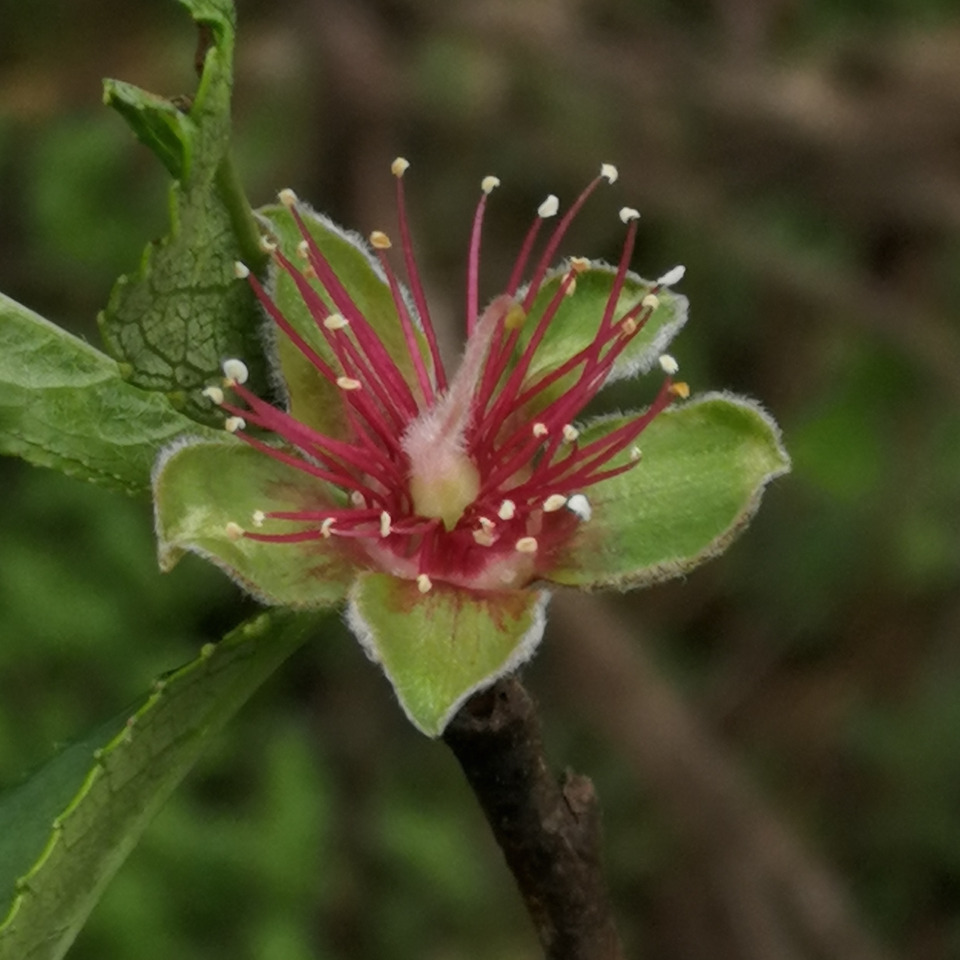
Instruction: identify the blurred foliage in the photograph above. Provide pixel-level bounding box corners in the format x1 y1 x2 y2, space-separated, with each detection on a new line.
2 0 960 958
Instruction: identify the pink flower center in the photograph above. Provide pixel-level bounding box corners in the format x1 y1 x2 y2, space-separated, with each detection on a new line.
217 162 687 592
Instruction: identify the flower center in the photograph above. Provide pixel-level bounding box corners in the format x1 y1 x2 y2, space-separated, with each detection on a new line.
408 448 480 531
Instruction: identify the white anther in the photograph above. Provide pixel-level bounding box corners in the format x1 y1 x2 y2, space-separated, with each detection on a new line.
296 239 310 259
622 317 637 335
515 536 539 554
380 511 392 538
324 313 349 330
321 517 336 538
543 494 567 512
657 265 686 287
417 573 433 593
224 521 244 541
391 157 410 177
233 261 250 279
659 354 679 375
567 494 592 522
481 175 501 194
533 422 549 438
473 528 496 547
478 516 496 531
619 206 640 223
337 376 362 391
538 194 559 218
600 163 619 184
224 416 246 433
642 292 660 310
259 235 277 253
630 446 643 462
278 187 298 208
498 500 516 521
222 358 249 385
562 424 579 443
202 386 224 405
252 510 265 528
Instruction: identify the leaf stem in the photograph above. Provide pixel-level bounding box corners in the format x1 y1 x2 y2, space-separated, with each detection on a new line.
443 677 625 960
215 153 269 274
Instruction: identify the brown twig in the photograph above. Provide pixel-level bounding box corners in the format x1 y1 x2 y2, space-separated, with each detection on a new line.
443 677 625 960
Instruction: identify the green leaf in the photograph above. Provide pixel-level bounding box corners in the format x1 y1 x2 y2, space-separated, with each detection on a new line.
545 394 790 587
257 203 433 435
98 0 268 421
0 292 221 495
153 439 355 607
519 264 687 397
0 609 316 960
346 573 548 736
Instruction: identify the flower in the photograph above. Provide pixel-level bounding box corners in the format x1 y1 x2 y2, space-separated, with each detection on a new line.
153 160 789 735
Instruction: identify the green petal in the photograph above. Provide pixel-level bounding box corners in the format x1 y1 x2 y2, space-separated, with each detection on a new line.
257 204 433 436
346 574 548 737
153 439 354 607
518 264 687 399
545 394 790 587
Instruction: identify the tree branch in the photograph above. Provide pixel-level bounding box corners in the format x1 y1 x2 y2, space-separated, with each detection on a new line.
443 677 625 960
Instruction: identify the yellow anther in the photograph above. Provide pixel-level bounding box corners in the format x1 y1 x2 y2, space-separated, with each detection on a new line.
417 573 433 593
569 256 590 273
538 195 559 218
324 313 349 330
370 231 392 249
642 293 660 310
391 157 410 177
515 536 538 554
278 188 298 208
481 175 501 194
622 317 637 335
669 381 691 399
224 416 246 433
600 163 619 183
321 518 336 538
225 522 244 541
337 377 362 391
543 494 567 512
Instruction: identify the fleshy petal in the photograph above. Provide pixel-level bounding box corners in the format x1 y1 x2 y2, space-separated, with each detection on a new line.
346 573 549 737
153 439 355 607
542 394 790 587
517 264 687 398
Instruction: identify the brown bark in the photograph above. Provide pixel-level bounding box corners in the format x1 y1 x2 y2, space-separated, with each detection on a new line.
444 678 625 960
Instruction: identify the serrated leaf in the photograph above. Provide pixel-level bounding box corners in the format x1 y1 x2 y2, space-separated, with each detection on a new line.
153 439 355 607
0 609 317 960
346 573 548 736
98 0 268 421
545 394 790 587
0 292 221 495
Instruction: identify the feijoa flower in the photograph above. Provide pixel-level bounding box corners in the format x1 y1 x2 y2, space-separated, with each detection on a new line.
153 161 789 735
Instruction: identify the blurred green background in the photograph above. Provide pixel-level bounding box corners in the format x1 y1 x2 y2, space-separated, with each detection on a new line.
1 1 959 958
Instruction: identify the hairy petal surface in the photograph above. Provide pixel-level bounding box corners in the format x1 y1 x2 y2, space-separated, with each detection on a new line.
347 573 549 736
153 440 354 607
543 394 790 588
